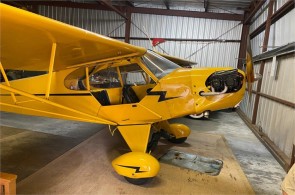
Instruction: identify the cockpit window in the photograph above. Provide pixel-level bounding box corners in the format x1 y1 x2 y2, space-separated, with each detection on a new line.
90 67 121 88
120 63 154 85
141 50 180 79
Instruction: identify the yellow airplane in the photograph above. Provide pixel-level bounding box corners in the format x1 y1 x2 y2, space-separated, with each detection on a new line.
0 3 254 185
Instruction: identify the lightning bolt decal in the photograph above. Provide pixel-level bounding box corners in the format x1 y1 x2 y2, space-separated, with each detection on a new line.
147 91 180 102
117 165 147 173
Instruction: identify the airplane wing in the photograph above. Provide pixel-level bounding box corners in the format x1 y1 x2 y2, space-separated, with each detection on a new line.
155 51 197 67
0 3 146 71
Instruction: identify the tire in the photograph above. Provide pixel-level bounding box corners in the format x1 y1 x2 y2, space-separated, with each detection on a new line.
168 137 187 144
124 177 152 185
188 113 204 119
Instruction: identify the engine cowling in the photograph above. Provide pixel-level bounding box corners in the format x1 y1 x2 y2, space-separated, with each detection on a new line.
205 69 244 93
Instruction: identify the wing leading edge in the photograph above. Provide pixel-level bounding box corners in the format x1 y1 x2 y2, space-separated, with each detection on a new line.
0 3 146 71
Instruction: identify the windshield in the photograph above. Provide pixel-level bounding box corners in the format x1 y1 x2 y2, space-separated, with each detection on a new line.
141 50 181 79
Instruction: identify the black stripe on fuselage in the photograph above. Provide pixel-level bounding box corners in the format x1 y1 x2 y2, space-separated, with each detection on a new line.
147 91 180 102
0 93 92 96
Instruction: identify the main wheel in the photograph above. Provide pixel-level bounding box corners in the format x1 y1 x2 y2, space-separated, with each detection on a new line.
168 137 187 144
124 177 152 185
188 113 204 119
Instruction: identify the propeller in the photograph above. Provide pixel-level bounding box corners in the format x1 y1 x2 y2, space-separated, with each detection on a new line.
245 35 262 102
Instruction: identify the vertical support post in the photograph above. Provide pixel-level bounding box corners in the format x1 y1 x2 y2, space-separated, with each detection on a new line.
252 0 274 124
45 43 57 99
290 144 295 170
237 24 250 69
85 66 90 91
125 8 131 43
0 62 17 103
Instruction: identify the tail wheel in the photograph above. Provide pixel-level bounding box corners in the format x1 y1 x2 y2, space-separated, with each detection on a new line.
168 137 187 144
124 177 152 185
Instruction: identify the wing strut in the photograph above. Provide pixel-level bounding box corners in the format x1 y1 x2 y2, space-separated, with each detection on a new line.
45 43 57 99
0 62 17 103
85 67 91 90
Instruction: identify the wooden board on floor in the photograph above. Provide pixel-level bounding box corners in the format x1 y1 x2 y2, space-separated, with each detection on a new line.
17 129 254 194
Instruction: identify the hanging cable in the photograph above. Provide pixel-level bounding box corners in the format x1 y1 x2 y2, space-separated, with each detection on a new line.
107 21 126 37
185 22 242 60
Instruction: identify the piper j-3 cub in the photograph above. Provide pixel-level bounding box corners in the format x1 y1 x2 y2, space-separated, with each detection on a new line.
0 3 255 185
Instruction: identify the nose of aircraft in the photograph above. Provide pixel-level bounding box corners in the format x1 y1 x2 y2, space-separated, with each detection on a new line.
189 68 246 114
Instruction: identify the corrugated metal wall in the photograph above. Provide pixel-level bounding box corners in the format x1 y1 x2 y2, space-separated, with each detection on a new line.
39 5 242 68
39 6 126 37
257 55 295 157
240 1 295 159
131 13 242 68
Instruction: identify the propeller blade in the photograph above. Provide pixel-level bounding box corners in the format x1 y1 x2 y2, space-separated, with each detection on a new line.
246 35 255 83
246 35 255 102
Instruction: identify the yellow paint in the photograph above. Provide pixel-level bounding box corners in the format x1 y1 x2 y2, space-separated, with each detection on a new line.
45 43 56 99
117 124 151 152
0 62 16 103
0 4 253 182
154 121 191 139
85 67 90 90
112 152 160 178
0 3 146 71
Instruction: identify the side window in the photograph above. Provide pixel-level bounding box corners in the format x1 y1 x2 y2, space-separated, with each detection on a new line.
120 64 154 85
90 67 121 88
64 67 86 90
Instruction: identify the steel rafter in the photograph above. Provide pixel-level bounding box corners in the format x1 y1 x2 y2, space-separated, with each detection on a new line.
2 1 244 21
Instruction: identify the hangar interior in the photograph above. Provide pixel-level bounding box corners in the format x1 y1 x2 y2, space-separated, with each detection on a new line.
0 0 294 194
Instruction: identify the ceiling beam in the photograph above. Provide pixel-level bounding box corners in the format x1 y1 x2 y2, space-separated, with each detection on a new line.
2 1 109 10
99 0 128 20
244 0 266 24
124 1 134 7
130 6 243 21
204 0 209 12
163 0 170 10
250 0 294 39
4 1 244 21
110 37 240 42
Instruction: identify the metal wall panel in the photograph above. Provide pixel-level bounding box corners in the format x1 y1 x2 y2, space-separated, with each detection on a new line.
38 5 126 37
250 5 294 59
131 13 242 67
240 54 295 159
240 91 257 120
239 62 260 118
242 0 295 162
130 40 240 68
251 31 265 56
269 9 295 47
275 0 290 11
257 98 295 158
250 0 269 33
131 13 242 39
260 54 295 103
250 0 293 34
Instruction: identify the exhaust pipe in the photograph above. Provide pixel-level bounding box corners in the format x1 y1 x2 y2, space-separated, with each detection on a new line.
200 85 228 96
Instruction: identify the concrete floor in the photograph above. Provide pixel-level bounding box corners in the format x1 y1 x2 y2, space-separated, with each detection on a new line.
171 110 286 195
0 111 105 181
0 110 286 194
